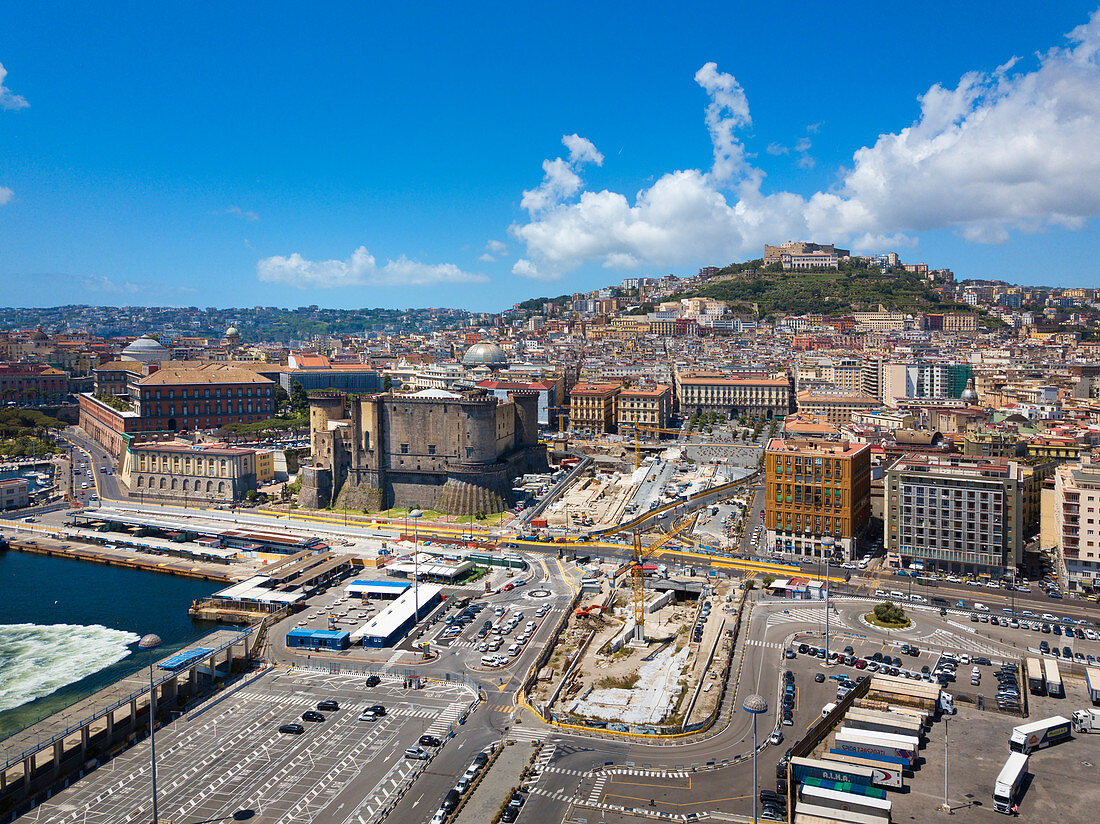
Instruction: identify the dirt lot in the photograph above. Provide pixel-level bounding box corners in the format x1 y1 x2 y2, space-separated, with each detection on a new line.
533 573 735 729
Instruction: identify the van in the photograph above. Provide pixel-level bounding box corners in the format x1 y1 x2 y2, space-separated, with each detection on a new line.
482 655 497 667
821 702 837 717
507 644 521 656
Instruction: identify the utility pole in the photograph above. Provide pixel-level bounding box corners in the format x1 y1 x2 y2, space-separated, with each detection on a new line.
939 714 952 813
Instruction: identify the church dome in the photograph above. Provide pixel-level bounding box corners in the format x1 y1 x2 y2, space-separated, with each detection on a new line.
121 334 169 363
462 341 508 367
961 377 979 404
225 326 239 337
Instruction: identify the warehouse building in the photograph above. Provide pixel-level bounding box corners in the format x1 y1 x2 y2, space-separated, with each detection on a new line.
350 583 443 647
286 629 350 651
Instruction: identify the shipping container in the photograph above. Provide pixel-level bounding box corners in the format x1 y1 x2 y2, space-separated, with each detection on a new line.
798 784 892 820
1026 657 1045 695
1086 667 1100 704
1043 658 1063 698
794 806 888 824
818 752 905 789
833 727 918 766
843 708 923 739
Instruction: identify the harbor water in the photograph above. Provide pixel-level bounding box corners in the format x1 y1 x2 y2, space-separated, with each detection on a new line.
0 548 218 739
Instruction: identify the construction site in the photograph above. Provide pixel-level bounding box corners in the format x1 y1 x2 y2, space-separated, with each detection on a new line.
529 526 740 734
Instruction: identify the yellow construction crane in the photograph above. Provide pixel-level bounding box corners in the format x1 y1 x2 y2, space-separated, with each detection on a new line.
625 423 686 470
627 518 693 642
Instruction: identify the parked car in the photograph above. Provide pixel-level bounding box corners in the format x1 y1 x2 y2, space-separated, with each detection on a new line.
279 723 304 734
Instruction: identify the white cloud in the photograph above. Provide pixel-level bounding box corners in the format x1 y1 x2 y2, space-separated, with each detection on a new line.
520 134 604 214
0 186 12 206
256 246 488 288
512 258 560 282
512 10 1100 276
0 63 28 110
562 134 604 166
766 142 788 155
694 62 751 183
479 239 509 262
214 205 259 222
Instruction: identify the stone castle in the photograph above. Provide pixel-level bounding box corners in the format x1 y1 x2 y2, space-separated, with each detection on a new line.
299 388 547 514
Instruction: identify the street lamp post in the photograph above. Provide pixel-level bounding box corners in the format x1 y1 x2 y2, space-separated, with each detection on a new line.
743 694 768 824
823 536 834 665
138 633 162 824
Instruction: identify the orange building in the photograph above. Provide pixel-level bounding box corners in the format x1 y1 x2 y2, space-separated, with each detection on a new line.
764 438 871 561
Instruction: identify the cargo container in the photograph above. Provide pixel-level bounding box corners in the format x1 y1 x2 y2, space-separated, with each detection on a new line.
818 752 905 789
1043 658 1063 698
1009 716 1071 753
833 727 918 766
789 756 876 791
1026 657 1045 695
867 673 952 714
798 784 892 820
853 698 930 728
794 805 889 824
843 708 923 739
1086 667 1100 704
991 751 1028 814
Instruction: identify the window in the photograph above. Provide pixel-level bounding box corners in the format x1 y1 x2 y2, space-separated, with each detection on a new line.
428 444 436 455
400 443 410 454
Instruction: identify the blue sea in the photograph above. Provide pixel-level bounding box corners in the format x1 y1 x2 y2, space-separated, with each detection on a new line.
0 549 218 738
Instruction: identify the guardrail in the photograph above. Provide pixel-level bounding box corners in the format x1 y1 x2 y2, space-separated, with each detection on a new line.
0 625 253 775
591 470 761 537
516 454 591 527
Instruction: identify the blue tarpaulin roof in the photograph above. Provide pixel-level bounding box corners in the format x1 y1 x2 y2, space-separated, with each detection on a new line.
157 647 213 671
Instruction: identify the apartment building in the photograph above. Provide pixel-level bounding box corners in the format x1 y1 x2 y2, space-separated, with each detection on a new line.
678 373 790 419
569 382 621 435
796 388 880 426
616 385 672 430
885 455 1025 576
764 438 871 561
0 478 30 510
1053 460 1100 593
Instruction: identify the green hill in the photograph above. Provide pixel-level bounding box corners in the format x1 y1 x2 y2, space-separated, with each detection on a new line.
679 261 979 319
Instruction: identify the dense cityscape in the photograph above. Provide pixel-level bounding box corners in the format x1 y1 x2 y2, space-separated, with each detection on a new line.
5 4 1100 824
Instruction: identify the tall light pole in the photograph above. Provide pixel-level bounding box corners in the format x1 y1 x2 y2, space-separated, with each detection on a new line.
939 713 951 813
410 508 423 624
824 536 834 665
138 633 162 824
744 694 768 824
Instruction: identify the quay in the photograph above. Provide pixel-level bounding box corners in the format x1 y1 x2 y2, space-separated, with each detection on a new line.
4 538 236 582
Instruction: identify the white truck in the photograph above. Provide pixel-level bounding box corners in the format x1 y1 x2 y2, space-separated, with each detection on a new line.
992 751 1029 815
1072 708 1100 733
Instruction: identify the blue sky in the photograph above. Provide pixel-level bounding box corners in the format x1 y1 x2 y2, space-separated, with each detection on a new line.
2 1 1100 311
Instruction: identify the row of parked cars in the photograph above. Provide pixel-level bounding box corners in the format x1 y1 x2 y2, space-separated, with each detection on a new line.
428 748 514 823
692 600 713 643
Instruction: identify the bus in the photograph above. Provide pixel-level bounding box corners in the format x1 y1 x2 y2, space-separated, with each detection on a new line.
992 751 1028 814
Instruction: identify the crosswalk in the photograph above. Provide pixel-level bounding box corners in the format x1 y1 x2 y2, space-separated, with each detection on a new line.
607 767 690 778
507 725 548 743
422 700 468 737
923 628 1007 656
527 742 556 783
744 639 782 649
587 773 608 804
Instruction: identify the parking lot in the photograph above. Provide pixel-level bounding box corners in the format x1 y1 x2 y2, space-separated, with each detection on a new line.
20 668 476 824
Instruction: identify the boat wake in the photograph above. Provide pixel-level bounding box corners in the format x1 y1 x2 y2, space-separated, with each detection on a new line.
0 623 141 714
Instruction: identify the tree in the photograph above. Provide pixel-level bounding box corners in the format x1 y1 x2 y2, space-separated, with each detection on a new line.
290 380 309 415
873 601 907 625
762 574 776 588
272 384 289 412
382 374 393 391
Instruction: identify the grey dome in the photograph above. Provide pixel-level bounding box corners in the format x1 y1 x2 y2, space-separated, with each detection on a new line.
961 377 978 404
121 335 169 362
462 342 508 367
225 326 239 337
